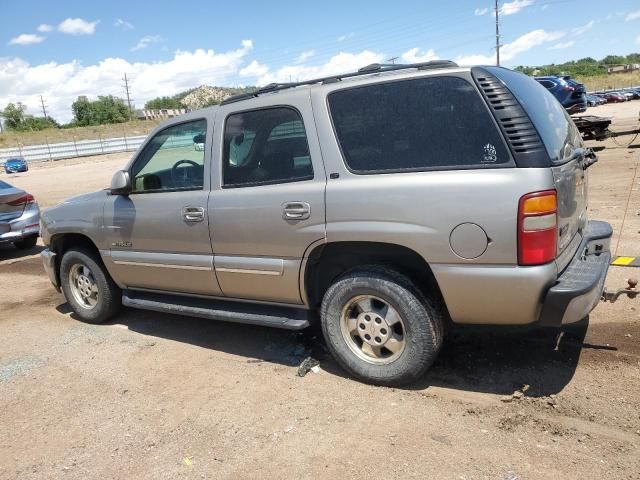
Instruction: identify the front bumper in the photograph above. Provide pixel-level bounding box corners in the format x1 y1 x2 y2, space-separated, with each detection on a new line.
0 203 40 244
41 248 60 290
539 220 612 326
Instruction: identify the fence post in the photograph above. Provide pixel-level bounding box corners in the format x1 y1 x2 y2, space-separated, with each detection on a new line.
73 135 79 157
18 142 23 158
123 128 129 151
45 138 53 162
98 133 105 154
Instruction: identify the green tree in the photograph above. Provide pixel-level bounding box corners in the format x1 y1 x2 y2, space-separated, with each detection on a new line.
1 103 26 130
144 96 185 109
71 95 130 126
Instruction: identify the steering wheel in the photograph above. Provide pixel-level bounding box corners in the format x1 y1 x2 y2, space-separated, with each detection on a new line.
171 159 201 188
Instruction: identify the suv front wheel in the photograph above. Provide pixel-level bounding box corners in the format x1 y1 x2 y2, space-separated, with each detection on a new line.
60 248 121 324
320 267 444 386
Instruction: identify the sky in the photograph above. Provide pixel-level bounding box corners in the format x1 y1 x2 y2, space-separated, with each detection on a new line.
1 0 639 122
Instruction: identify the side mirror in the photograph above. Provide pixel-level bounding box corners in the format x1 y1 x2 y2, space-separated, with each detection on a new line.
193 134 205 144
233 133 245 146
110 170 131 195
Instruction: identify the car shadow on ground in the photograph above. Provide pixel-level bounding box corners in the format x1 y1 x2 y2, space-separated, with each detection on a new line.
0 243 44 262
62 304 604 397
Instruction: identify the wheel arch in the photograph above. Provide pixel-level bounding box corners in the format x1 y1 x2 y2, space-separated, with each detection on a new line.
303 241 446 314
49 233 102 286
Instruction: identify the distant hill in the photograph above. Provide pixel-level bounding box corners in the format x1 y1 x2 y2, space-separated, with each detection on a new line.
144 85 257 110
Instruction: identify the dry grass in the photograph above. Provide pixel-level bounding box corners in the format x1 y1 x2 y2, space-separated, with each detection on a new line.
576 71 640 92
0 119 161 148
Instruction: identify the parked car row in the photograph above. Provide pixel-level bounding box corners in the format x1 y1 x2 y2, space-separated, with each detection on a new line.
534 74 640 113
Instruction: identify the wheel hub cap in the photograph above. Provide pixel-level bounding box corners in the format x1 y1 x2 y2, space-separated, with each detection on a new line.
69 264 98 309
340 295 406 365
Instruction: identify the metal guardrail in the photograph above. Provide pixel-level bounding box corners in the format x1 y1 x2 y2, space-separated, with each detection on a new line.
0 135 148 165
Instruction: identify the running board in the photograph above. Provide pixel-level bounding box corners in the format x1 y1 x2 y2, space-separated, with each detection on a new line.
122 290 311 330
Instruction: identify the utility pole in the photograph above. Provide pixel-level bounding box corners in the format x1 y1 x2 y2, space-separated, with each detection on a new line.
495 0 501 66
122 73 134 121
40 95 48 119
387 56 399 64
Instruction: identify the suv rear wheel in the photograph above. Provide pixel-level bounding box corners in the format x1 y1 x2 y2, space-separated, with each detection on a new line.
60 248 121 324
320 266 444 386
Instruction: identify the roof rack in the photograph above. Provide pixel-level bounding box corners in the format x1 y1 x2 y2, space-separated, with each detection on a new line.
221 60 459 105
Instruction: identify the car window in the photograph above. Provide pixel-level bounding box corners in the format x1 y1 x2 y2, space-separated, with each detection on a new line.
489 67 583 165
328 76 510 173
131 119 207 193
222 108 313 187
537 80 555 89
0 180 11 189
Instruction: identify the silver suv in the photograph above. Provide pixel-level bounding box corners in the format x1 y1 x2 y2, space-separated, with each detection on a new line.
40 62 612 386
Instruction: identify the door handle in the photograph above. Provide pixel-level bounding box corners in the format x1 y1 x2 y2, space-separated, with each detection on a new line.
282 202 311 220
183 206 205 223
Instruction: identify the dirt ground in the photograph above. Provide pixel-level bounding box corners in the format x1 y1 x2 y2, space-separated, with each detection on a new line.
1 102 639 480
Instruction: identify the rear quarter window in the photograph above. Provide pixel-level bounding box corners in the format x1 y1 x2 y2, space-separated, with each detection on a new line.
489 67 583 165
328 76 511 173
0 180 11 189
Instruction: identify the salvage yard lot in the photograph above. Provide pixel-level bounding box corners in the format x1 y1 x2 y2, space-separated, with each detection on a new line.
1 102 639 479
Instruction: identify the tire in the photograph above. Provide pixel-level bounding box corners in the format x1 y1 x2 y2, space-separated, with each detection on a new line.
60 248 121 324
13 235 38 250
320 266 444 386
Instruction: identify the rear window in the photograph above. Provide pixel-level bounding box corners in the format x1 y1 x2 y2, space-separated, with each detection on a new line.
489 67 583 164
328 76 510 173
0 180 11 189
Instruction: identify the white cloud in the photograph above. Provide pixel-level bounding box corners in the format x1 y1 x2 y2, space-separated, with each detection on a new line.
252 50 385 86
37 24 52 33
474 7 489 16
456 29 564 65
337 32 355 42
549 40 575 50
296 50 316 63
626 10 640 21
500 0 534 16
572 20 594 36
8 34 45 46
131 35 163 51
239 60 269 78
114 19 134 30
401 48 440 63
0 41 254 122
58 18 99 35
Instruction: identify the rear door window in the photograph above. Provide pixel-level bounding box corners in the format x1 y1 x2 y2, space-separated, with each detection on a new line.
328 76 510 173
222 107 314 187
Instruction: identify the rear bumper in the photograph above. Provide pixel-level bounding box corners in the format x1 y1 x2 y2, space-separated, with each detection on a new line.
538 220 612 326
0 203 40 244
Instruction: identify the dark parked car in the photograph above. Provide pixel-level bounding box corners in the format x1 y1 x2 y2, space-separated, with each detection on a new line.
534 76 587 114
3 157 28 174
596 92 627 103
620 89 639 100
586 94 606 106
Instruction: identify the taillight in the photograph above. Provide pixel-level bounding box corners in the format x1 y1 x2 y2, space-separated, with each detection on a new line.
6 194 34 206
563 86 575 91
518 190 557 266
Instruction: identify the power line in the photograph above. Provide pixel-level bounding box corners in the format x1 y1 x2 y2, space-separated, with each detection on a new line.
40 95 48 119
122 73 134 120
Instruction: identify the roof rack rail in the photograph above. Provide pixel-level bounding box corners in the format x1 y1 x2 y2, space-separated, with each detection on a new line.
221 60 459 105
